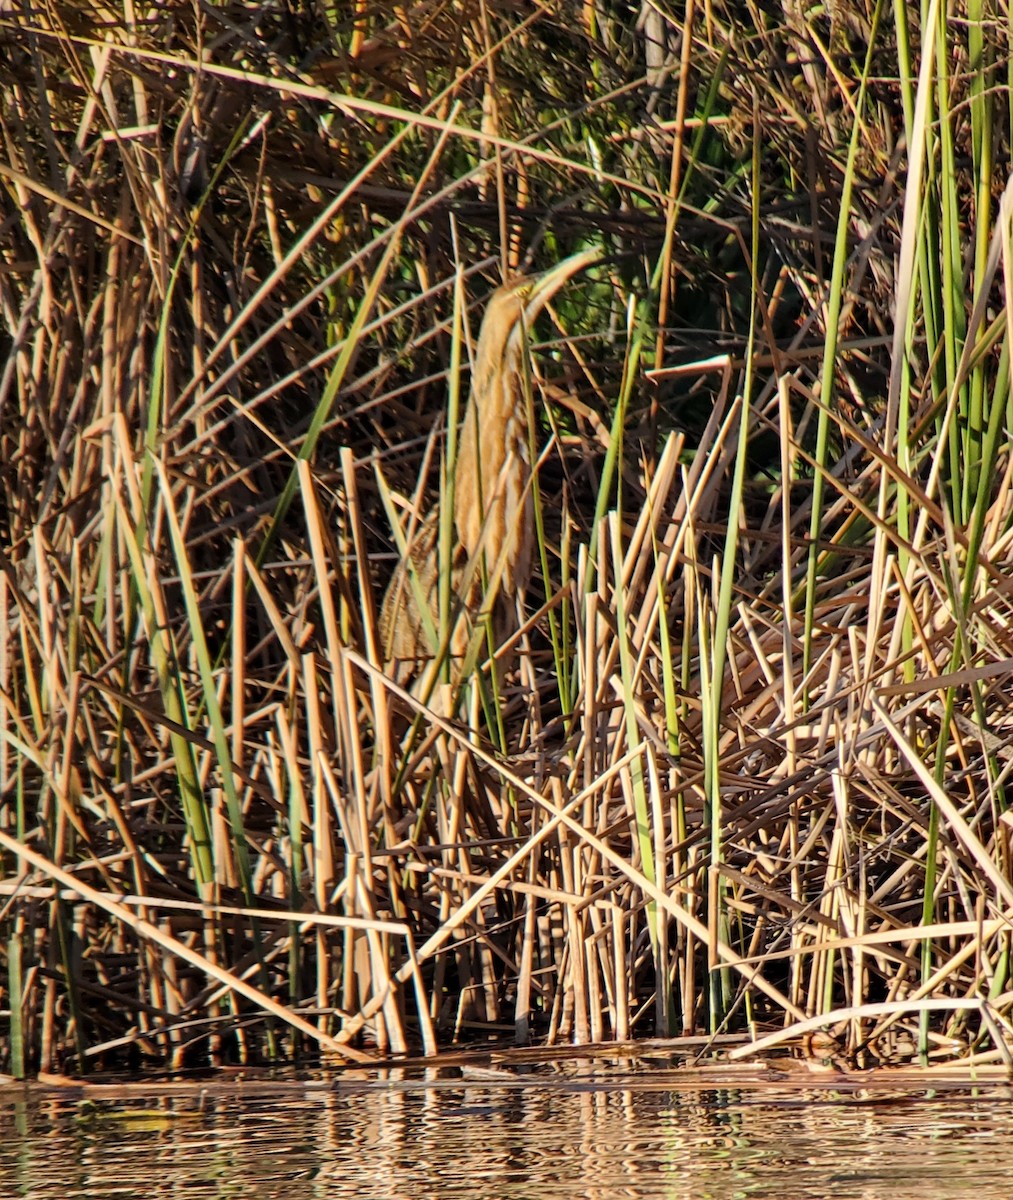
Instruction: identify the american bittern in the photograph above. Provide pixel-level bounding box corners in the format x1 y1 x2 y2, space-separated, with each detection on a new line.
379 249 600 681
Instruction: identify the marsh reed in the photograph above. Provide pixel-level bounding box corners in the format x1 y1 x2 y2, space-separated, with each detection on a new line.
3 0 1013 1076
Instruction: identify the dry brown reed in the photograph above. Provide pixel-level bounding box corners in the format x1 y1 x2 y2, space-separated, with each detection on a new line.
3 0 1013 1077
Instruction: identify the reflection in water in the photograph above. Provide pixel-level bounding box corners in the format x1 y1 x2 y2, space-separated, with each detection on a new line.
2 1073 1012 1199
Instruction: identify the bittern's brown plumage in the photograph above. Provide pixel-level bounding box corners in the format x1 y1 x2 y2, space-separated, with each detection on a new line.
380 249 599 680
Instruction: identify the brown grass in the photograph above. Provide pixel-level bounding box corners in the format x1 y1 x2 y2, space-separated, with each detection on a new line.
3 0 1013 1076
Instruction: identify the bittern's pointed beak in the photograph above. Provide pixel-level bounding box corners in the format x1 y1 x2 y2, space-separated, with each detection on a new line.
518 248 602 324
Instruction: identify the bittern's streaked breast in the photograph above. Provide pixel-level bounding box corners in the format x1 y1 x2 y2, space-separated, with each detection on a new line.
380 249 600 678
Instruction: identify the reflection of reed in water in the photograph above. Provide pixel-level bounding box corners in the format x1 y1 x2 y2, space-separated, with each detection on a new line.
379 250 600 685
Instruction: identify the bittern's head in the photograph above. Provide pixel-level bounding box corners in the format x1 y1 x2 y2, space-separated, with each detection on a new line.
476 248 602 372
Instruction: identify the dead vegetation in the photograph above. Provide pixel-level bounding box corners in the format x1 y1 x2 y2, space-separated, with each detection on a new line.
3 0 1013 1076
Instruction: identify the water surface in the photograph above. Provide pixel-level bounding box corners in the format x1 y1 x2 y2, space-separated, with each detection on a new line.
2 1068 1010 1198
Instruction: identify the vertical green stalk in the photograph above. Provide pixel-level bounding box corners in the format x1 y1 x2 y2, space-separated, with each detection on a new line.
571 294 644 712
802 0 885 685
962 0 991 516
933 3 968 519
700 88 767 1027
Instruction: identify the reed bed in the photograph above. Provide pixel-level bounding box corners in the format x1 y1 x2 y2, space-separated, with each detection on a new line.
3 0 1013 1076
